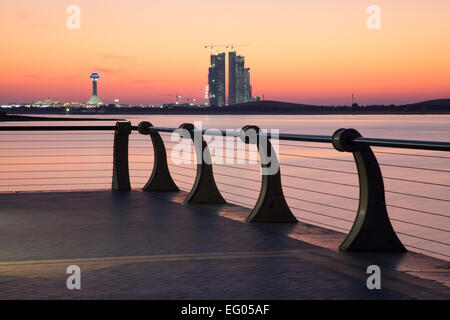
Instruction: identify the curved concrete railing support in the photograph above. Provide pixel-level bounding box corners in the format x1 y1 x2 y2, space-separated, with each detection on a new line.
178 123 226 204
332 128 406 252
138 121 179 192
240 125 297 223
112 121 132 190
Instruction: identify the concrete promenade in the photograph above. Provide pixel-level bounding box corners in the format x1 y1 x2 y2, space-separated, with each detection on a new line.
0 190 448 299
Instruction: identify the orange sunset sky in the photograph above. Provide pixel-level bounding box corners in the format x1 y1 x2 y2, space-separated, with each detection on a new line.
0 0 449 105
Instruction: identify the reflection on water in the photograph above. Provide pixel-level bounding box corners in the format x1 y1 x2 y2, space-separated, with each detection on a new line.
0 114 449 261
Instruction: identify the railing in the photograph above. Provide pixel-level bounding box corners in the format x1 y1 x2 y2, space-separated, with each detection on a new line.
0 122 449 261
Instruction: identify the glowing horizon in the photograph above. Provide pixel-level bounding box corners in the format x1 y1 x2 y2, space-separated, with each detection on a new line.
0 0 449 105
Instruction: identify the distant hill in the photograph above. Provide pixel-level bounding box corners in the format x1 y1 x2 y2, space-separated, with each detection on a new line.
231 100 322 109
206 99 450 113
232 99 450 110
400 99 450 109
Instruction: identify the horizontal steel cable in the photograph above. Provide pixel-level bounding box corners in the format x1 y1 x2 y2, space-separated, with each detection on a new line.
214 171 260 183
281 141 450 159
285 196 355 213
278 142 450 162
373 150 450 160
297 217 349 232
379 163 450 173
0 169 112 173
215 167 450 202
171 172 258 195
167 152 450 187
286 172 450 202
0 182 109 187
0 146 113 150
289 205 354 223
178 163 350 188
278 142 333 150
390 219 450 233
169 165 196 171
0 139 113 142
383 176 450 188
220 189 259 200
216 180 259 193
0 176 111 180
0 153 156 158
171 162 450 219
283 184 358 201
278 152 355 163
287 197 449 232
282 173 358 187
396 231 449 246
0 133 113 136
3 155 447 202
280 163 357 175
284 182 448 218
172 147 449 194
386 204 449 218
211 163 258 172
129 161 153 164
280 162 450 187
168 172 195 180
1 161 113 165
0 154 114 158
385 190 450 203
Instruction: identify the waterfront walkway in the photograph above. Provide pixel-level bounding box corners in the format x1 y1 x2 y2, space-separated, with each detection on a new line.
0 190 448 299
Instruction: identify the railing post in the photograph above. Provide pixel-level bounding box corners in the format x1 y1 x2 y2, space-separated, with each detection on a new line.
240 125 297 223
332 128 406 252
112 121 131 190
138 121 179 192
178 123 226 204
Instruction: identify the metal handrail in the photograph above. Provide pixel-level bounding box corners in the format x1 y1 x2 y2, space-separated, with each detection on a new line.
353 137 450 151
140 126 450 151
0 126 121 131
2 125 449 152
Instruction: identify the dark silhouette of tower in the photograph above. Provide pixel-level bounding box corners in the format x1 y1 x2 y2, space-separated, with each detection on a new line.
228 51 237 105
86 73 103 106
228 52 251 105
208 53 226 107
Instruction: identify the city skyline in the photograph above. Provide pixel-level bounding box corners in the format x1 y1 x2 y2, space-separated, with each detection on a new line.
1 0 450 105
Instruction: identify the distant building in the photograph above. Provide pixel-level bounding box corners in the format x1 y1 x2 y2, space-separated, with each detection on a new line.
228 51 237 105
228 51 252 105
63 101 86 108
208 53 226 107
32 98 62 107
86 73 103 107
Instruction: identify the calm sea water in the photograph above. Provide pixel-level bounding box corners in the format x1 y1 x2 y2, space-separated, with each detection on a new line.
0 114 449 260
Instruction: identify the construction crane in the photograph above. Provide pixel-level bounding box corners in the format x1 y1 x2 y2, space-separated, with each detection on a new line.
225 44 250 51
204 44 227 54
160 93 182 104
